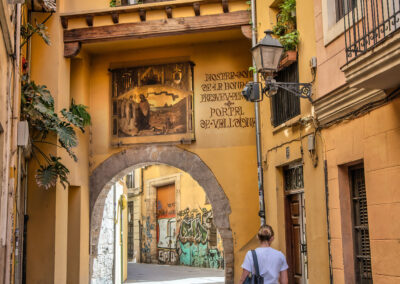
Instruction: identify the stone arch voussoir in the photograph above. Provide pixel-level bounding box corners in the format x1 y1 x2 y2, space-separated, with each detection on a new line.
89 145 234 283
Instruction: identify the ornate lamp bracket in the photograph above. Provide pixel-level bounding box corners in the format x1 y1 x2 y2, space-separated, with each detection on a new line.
263 78 313 102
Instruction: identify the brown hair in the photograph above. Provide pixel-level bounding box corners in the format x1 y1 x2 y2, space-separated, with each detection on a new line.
257 224 274 242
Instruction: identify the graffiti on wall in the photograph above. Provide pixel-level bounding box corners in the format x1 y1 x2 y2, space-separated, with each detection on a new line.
141 216 154 262
156 185 177 264
176 208 224 269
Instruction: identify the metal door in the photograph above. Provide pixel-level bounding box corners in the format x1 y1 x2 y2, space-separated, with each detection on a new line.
156 184 177 264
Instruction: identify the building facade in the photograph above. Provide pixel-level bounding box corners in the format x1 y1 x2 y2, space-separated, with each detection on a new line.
313 0 400 283
1 0 399 283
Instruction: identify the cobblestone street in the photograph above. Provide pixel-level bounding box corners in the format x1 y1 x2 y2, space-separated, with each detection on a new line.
125 263 225 284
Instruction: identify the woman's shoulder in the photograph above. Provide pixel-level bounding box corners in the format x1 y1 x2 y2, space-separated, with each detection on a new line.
256 247 285 257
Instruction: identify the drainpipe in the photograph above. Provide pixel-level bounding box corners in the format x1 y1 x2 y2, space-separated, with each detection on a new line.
250 0 266 225
113 185 116 283
120 200 123 284
324 160 333 284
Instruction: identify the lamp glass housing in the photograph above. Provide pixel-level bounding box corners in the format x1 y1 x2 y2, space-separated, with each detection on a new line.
252 44 284 73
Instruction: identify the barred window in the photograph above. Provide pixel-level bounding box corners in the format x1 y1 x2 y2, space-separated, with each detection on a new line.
335 0 357 22
350 167 373 283
271 62 300 127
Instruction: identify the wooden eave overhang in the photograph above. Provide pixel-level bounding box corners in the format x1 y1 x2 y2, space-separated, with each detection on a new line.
61 0 250 58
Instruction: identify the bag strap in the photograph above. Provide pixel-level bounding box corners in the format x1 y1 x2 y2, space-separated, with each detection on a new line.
251 250 260 277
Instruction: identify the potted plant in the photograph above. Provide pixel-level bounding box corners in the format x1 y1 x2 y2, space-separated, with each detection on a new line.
272 0 299 69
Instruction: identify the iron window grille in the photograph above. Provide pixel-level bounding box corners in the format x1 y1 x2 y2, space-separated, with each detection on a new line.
343 0 400 62
350 167 373 283
271 62 300 127
284 165 304 191
336 0 357 22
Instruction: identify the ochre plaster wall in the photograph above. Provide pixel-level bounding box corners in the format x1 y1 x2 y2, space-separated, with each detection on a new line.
254 0 330 283
323 97 400 284
87 38 259 281
27 11 91 283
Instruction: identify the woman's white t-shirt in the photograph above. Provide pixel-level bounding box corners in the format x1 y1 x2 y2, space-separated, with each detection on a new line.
241 247 288 284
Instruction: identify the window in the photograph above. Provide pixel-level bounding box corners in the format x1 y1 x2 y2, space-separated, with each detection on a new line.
335 0 357 22
284 164 304 191
271 62 300 127
126 172 135 189
127 201 134 260
349 166 373 283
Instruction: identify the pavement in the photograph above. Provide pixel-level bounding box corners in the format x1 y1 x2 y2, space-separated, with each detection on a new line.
125 263 225 284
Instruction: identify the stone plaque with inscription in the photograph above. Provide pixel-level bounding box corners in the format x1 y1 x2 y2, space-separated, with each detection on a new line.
199 70 255 130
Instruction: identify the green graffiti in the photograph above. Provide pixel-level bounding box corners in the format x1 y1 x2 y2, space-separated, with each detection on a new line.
176 208 224 269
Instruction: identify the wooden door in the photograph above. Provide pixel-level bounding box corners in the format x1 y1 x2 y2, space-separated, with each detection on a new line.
156 184 177 264
285 193 307 284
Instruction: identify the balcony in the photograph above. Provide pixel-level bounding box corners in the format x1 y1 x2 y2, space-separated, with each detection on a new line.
341 0 400 90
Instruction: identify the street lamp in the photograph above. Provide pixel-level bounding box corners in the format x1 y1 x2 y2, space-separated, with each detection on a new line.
243 30 313 102
251 30 284 73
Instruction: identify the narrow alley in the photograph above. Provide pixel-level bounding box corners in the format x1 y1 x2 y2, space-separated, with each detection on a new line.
125 263 224 284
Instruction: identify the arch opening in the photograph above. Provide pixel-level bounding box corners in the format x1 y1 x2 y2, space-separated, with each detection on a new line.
89 145 234 283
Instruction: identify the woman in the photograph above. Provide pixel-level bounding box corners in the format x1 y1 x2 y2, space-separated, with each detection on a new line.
240 225 288 284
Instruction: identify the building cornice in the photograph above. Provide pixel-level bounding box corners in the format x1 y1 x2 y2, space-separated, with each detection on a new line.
313 85 386 126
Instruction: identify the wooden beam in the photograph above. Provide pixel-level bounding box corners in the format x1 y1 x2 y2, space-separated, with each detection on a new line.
64 42 81 58
61 17 68 29
240 24 251 39
139 9 146 21
193 2 200 16
222 0 229 13
64 11 250 44
165 6 173 19
86 15 93 27
60 0 242 19
111 13 119 24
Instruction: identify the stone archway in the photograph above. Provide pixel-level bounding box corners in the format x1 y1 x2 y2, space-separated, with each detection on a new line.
89 145 234 283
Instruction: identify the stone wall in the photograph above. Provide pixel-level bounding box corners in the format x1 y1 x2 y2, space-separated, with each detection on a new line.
91 185 117 284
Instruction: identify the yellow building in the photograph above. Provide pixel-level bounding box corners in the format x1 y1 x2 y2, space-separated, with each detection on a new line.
0 2 24 283
313 0 400 283
249 0 330 283
3 0 399 283
22 0 260 283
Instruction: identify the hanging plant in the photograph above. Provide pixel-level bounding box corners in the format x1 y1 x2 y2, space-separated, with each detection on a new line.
279 30 299 51
272 0 299 52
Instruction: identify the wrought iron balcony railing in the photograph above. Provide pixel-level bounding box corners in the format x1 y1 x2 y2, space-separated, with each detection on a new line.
343 0 400 62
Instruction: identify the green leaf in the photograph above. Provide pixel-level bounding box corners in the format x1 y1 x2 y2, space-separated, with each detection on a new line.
35 156 70 190
61 109 84 131
69 99 91 129
36 164 58 190
56 122 77 149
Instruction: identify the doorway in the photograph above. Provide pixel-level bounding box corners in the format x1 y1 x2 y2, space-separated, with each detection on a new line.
284 165 308 284
156 183 177 265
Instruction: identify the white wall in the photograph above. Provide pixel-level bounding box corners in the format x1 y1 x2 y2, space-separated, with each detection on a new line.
91 183 124 284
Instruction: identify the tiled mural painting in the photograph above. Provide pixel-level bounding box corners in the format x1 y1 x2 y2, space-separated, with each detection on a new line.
176 208 224 269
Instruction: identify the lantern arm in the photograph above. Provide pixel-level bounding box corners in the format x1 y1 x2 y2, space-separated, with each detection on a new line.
263 78 313 102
